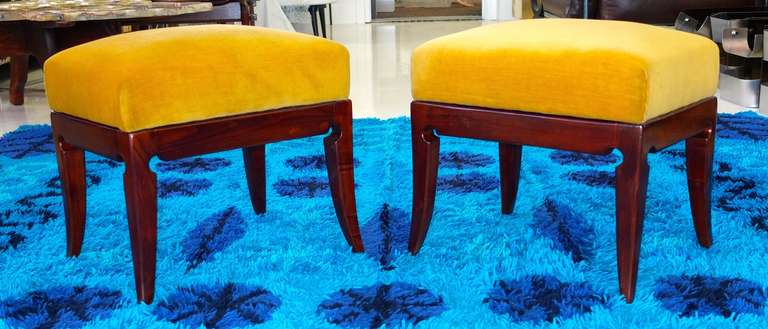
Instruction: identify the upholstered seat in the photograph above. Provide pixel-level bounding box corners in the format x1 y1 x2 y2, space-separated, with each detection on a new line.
411 19 719 124
44 24 349 132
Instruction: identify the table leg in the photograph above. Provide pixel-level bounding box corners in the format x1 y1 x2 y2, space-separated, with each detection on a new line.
319 4 327 38
9 55 28 106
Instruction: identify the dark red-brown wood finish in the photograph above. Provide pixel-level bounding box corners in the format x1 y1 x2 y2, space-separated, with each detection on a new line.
51 100 364 304
409 97 718 304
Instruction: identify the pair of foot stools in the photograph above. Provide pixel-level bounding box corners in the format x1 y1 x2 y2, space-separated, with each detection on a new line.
44 20 719 304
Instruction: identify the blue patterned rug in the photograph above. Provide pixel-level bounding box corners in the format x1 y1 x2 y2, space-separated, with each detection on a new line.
0 112 767 329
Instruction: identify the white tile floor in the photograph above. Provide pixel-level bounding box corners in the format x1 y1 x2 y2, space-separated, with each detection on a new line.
0 21 755 135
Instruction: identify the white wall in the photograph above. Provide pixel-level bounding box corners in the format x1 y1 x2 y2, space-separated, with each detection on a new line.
331 0 372 24
483 0 516 20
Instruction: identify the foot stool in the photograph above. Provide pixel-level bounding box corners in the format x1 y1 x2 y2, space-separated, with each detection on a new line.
409 19 719 303
45 25 363 304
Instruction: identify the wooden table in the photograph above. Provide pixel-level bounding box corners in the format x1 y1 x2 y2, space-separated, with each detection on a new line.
0 0 213 105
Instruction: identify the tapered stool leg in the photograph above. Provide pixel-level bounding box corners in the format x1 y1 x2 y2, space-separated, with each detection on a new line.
54 138 87 257
243 145 266 214
685 126 716 248
324 100 364 252
409 104 441 254
123 142 158 304
499 143 522 214
615 132 649 304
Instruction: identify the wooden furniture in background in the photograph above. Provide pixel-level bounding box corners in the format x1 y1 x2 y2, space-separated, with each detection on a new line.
137 0 255 27
308 3 327 37
0 0 213 105
409 97 718 303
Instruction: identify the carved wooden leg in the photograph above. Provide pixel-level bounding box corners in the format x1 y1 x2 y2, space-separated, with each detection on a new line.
243 145 266 214
685 126 716 248
9 55 28 106
54 137 87 257
122 140 158 304
409 104 441 254
324 100 364 252
499 143 522 214
615 131 649 304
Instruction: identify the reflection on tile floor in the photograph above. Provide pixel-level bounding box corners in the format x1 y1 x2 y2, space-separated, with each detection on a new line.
0 21 755 135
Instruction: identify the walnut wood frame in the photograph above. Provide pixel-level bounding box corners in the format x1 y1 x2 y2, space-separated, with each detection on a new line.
409 97 718 303
51 100 364 304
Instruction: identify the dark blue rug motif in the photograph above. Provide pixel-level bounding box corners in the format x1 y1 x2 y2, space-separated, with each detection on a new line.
156 157 232 174
660 148 686 159
0 173 75 251
285 154 360 170
549 151 619 166
45 173 101 190
274 176 330 197
182 207 246 272
0 286 124 329
531 198 594 263
565 170 615 188
0 229 25 252
86 158 120 168
717 113 768 141
158 178 213 198
655 275 766 318
439 151 494 169
437 172 498 193
153 283 281 329
317 282 447 329
712 171 766 212
12 190 60 226
0 125 54 159
751 208 768 233
361 204 409 271
484 275 608 323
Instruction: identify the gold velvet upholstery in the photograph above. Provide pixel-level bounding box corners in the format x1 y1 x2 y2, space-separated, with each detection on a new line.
411 19 719 124
45 25 350 132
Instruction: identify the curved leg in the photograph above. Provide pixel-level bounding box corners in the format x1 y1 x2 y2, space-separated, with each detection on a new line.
122 140 158 304
686 126 716 248
409 104 440 254
54 137 87 257
499 143 522 214
243 145 266 214
324 100 364 252
615 130 649 304
9 55 28 106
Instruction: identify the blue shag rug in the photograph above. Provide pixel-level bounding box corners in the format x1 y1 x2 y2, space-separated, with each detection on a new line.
0 112 767 328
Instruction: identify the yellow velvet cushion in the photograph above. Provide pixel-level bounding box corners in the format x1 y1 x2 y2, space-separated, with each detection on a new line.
411 19 719 124
44 25 350 132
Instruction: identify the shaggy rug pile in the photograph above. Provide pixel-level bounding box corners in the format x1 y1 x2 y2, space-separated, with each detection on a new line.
0 112 766 328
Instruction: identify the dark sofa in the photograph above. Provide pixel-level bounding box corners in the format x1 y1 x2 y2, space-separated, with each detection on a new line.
538 0 760 24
